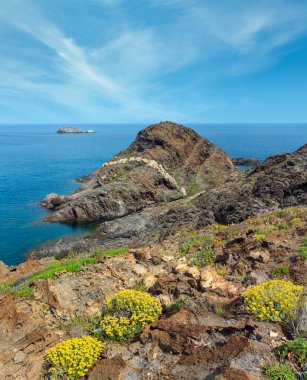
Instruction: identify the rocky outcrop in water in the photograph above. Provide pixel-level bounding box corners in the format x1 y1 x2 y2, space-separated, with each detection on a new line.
42 122 234 223
35 123 307 258
57 127 95 133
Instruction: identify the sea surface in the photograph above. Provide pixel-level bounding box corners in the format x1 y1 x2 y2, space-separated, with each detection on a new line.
0 123 306 266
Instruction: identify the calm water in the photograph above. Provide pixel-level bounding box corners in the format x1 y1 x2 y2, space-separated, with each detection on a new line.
0 123 306 265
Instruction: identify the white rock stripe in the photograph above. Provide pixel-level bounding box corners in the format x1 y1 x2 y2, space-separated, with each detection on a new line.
102 157 186 196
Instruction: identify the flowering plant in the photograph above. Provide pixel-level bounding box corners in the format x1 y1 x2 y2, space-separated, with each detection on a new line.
243 280 303 322
101 289 162 342
45 336 104 379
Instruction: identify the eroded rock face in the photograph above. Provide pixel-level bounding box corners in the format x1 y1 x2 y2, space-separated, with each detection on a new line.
41 122 234 223
0 295 60 379
96 142 307 248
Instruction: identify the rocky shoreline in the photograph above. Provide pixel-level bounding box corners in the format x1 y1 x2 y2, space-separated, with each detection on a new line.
0 121 306 380
34 121 306 259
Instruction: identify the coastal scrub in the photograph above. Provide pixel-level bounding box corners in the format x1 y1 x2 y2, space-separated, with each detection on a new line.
45 336 104 379
243 280 303 322
100 290 162 343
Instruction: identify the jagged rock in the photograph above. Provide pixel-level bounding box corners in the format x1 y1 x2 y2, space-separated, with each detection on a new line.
0 295 60 379
41 122 234 223
30 236 99 260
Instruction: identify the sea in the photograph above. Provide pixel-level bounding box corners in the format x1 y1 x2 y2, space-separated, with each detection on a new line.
0 123 306 266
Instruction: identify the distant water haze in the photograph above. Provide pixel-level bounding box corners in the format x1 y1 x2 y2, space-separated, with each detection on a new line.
0 123 306 265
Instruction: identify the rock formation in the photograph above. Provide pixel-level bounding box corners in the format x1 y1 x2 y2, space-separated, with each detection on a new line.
232 157 260 167
42 122 234 223
57 127 95 133
1 207 306 379
35 122 307 258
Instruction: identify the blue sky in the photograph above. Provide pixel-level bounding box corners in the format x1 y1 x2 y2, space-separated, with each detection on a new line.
0 0 307 123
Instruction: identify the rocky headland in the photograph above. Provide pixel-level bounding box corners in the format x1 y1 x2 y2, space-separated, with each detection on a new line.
0 121 306 380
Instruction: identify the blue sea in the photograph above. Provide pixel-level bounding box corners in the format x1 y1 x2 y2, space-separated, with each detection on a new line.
0 123 306 266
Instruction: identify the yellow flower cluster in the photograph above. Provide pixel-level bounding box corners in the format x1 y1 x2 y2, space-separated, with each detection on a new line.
243 280 303 322
45 336 104 379
101 289 162 342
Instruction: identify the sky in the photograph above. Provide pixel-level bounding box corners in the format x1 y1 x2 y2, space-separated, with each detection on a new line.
0 0 307 124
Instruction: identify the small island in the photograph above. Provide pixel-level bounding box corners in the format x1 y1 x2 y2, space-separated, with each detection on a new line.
57 127 95 134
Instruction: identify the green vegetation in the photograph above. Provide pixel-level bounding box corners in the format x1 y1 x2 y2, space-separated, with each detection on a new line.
265 362 296 380
276 222 290 230
215 264 227 276
166 296 189 314
190 248 215 267
270 266 289 279
0 246 128 300
131 279 147 292
187 179 198 196
276 338 307 367
253 233 267 241
215 306 225 316
62 315 102 338
298 238 307 259
0 283 34 299
89 246 128 258
290 217 302 224
179 233 216 267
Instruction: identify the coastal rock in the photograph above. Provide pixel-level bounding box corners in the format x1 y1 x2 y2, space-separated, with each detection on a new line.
232 157 260 167
42 122 234 223
29 236 99 260
57 127 83 133
35 121 306 257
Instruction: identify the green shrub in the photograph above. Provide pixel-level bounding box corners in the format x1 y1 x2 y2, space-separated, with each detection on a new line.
253 233 267 241
298 238 307 259
0 282 13 294
270 267 289 279
100 290 162 343
215 264 227 276
166 296 189 314
190 248 215 267
31 260 84 281
215 306 225 316
276 338 307 367
0 283 34 299
265 362 296 380
89 246 128 258
179 234 216 267
276 222 290 230
243 280 303 322
290 217 301 224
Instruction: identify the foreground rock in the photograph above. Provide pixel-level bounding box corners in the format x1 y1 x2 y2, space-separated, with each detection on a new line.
3 207 306 379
